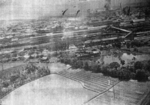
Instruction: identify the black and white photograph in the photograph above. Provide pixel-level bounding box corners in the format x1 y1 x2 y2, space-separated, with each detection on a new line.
0 0 150 105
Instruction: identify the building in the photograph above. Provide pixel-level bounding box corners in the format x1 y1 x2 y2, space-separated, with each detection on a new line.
69 44 78 53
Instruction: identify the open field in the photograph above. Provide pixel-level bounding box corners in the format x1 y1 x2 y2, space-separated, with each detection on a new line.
58 70 119 93
57 67 150 105
1 74 97 105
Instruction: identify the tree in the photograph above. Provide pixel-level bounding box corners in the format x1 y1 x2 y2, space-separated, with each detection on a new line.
84 62 89 71
134 61 143 70
121 69 131 80
135 69 148 81
128 66 136 73
130 73 136 80
143 60 150 72
120 60 125 66
90 65 98 73
117 70 124 80
2 81 9 88
77 60 84 69
110 69 118 78
101 66 108 75
69 58 83 69
25 63 37 74
92 65 101 73
109 62 120 69
10 74 20 83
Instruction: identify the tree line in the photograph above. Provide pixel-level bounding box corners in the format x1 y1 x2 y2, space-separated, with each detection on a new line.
60 57 150 81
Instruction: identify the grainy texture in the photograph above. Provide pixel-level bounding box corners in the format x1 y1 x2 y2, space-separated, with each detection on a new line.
0 0 150 105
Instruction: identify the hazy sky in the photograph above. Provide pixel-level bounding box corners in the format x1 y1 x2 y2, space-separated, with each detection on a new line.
0 0 73 20
0 0 147 20
0 0 106 20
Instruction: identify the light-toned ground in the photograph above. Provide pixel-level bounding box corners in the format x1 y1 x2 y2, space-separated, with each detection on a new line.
1 74 96 105
86 80 150 105
1 62 150 105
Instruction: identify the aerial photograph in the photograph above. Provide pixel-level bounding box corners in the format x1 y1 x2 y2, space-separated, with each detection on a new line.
0 0 150 105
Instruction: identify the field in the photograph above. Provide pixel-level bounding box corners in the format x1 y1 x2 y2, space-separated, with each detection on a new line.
58 70 119 93
58 69 150 105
